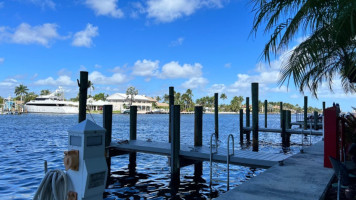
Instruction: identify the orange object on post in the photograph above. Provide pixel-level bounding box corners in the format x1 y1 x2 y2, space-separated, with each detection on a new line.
324 107 338 168
64 150 79 171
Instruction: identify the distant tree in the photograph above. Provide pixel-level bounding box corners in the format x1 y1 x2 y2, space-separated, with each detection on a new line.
40 89 51 95
0 96 3 104
163 94 169 103
220 93 227 104
230 96 244 112
126 86 138 106
93 93 107 101
88 80 94 97
24 92 38 103
14 84 29 103
70 93 79 102
156 96 161 102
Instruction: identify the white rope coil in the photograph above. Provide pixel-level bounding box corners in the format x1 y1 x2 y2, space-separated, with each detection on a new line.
33 169 68 200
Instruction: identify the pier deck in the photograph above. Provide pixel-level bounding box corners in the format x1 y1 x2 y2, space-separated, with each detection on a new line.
217 141 333 200
110 140 291 169
243 127 323 136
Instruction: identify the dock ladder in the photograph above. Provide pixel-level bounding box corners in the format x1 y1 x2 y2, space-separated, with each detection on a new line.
209 133 235 191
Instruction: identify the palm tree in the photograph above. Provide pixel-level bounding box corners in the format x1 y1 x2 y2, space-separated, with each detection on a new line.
88 81 94 97
220 93 227 104
40 89 51 95
126 86 138 106
251 0 356 96
155 96 161 102
14 84 29 103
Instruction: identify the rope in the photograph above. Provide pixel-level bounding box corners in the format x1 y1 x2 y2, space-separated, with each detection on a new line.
33 169 68 200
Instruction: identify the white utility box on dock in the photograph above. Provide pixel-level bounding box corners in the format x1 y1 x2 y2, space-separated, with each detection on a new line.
65 119 107 200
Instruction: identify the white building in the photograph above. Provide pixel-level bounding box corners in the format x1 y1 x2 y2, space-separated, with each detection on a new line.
106 93 156 113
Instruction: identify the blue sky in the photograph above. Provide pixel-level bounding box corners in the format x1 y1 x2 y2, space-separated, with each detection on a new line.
0 0 355 112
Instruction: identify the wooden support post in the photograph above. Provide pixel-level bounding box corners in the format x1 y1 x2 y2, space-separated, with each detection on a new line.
246 97 250 142
252 83 259 152
281 110 287 150
194 106 203 179
214 93 219 138
103 105 113 187
264 100 267 128
287 110 292 129
239 109 244 144
78 71 88 123
280 102 283 128
314 111 318 130
169 87 174 143
129 151 136 177
130 106 137 140
323 102 326 114
171 105 180 183
304 96 308 129
194 106 203 147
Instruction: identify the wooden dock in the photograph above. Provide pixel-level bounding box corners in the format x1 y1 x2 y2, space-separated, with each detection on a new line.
243 127 323 136
110 140 291 169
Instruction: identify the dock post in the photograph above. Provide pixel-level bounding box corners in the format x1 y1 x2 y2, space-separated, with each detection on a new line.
287 110 292 129
239 109 244 144
169 87 174 143
246 97 250 143
280 102 283 128
322 102 325 113
264 100 267 128
171 105 181 184
314 111 318 130
281 110 287 151
103 105 113 187
304 96 308 129
130 106 137 140
252 83 259 152
129 106 137 177
214 93 219 138
194 106 203 178
78 71 88 123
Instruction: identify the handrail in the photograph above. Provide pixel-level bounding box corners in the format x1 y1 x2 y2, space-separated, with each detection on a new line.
227 134 234 191
210 132 218 188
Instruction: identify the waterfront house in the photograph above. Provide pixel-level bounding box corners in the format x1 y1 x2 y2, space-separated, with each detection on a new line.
106 93 155 113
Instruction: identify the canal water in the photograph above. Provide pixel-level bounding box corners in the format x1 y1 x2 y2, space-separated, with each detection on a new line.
0 113 321 199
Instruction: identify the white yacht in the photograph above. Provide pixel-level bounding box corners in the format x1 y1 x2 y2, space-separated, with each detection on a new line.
25 87 79 114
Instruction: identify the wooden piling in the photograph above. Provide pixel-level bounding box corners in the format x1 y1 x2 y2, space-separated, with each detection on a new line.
287 110 291 129
264 100 267 128
214 93 219 138
322 102 326 113
78 71 88 123
239 109 244 144
169 87 174 143
304 96 308 130
194 106 203 147
246 97 250 142
171 105 180 182
130 106 137 140
103 104 113 187
314 111 318 130
281 110 287 149
252 83 259 152
280 102 283 128
194 106 203 179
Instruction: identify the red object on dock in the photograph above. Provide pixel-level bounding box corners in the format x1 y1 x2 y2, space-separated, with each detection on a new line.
324 107 338 168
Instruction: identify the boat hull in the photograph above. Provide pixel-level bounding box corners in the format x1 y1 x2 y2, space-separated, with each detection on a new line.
24 105 78 114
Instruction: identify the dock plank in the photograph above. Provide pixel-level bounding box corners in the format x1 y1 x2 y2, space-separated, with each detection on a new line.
110 140 291 168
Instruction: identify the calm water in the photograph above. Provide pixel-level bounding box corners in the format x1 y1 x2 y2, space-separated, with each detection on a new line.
0 113 321 199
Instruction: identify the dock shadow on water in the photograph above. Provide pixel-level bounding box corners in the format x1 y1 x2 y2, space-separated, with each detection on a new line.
103 153 264 200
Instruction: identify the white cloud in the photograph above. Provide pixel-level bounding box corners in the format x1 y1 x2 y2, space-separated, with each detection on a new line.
57 68 72 77
0 2 4 9
0 57 4 64
94 64 102 69
160 61 203 79
182 77 208 89
209 83 226 93
0 23 62 47
28 0 55 9
85 0 124 18
72 24 99 48
146 0 225 23
224 63 231 68
89 71 126 85
170 37 184 46
34 75 75 86
0 78 17 87
132 59 160 77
